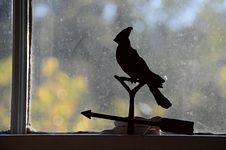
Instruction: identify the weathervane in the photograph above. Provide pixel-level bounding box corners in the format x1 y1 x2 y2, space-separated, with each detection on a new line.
81 27 194 135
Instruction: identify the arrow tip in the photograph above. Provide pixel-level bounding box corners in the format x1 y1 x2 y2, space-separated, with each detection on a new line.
81 110 92 119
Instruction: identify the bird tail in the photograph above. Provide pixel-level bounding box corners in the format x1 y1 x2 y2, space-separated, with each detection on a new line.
147 83 172 109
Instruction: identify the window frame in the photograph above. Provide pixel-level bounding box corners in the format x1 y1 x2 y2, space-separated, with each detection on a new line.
1 0 226 149
1 135 226 150
6 0 226 143
10 0 30 134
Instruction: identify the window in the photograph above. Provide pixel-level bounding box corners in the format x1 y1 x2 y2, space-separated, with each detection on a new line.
0 0 12 131
30 0 226 134
2 0 226 135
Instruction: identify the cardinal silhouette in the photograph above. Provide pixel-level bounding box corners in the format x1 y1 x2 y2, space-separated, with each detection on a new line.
114 27 172 109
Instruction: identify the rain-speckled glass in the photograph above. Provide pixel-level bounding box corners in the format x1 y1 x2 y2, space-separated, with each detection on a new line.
31 0 226 134
0 0 12 131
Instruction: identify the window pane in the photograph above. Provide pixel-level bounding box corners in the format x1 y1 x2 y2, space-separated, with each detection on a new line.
31 0 226 133
0 0 12 131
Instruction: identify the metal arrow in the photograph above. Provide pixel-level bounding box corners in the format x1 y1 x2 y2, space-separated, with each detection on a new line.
81 110 194 134
81 110 128 122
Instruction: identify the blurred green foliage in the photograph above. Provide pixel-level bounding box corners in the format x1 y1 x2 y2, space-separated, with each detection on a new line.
0 57 11 130
31 57 91 131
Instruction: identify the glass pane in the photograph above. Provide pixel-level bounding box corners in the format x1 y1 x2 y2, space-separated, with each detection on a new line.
0 0 12 131
31 0 226 134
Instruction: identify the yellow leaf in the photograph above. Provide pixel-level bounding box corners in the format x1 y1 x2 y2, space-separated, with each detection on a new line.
220 66 226 82
42 57 59 77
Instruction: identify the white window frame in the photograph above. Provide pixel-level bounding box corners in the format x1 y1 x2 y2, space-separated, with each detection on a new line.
5 0 226 149
11 0 27 133
11 0 31 134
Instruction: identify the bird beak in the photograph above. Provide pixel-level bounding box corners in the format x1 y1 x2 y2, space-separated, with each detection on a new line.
114 27 133 43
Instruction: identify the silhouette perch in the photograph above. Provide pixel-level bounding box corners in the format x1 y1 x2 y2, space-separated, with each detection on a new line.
81 27 194 135
114 75 145 134
114 27 172 109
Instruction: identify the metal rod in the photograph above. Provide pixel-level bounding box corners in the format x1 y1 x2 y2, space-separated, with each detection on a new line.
114 75 145 134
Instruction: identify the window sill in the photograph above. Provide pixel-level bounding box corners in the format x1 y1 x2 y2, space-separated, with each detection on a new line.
1 134 226 150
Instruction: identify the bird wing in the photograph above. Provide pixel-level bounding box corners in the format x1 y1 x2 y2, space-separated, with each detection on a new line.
129 48 165 86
